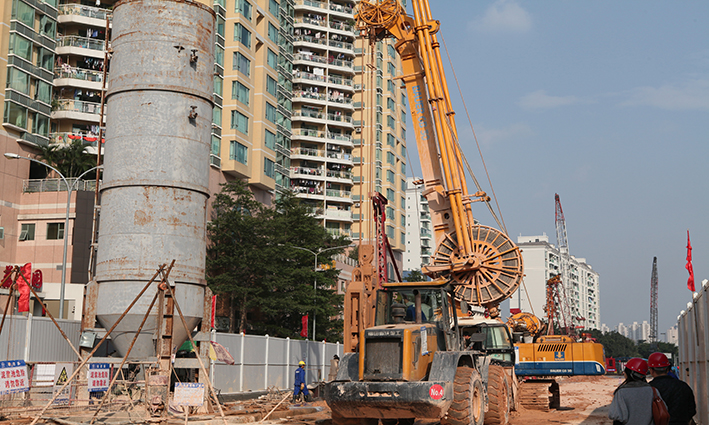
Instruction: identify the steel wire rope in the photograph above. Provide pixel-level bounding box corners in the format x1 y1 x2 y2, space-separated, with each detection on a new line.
440 36 508 235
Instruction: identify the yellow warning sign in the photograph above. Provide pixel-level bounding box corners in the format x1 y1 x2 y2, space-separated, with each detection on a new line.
56 367 68 385
53 362 74 405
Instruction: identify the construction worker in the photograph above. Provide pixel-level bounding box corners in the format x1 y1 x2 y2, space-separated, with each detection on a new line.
648 352 696 425
609 358 655 425
293 360 310 402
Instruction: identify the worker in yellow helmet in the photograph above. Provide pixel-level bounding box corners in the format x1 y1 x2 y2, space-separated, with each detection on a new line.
293 360 310 403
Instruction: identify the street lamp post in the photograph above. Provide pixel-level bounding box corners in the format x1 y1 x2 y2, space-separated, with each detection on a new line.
4 153 101 319
290 244 353 340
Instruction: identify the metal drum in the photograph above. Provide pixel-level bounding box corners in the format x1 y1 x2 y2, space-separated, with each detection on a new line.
95 0 215 358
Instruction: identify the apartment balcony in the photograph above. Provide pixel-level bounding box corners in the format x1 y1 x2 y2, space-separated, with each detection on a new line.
49 131 104 146
294 16 328 29
328 20 354 33
328 75 354 90
326 116 352 131
329 2 354 17
291 128 326 142
51 99 105 122
294 0 327 12
325 169 353 183
54 67 105 91
23 178 98 193
290 166 323 177
293 70 327 84
293 90 327 104
58 4 112 27
325 150 352 163
291 109 323 120
324 208 352 221
328 39 354 52
326 132 352 146
325 188 352 201
56 36 107 59
291 146 326 160
294 52 328 65
293 35 329 48
326 228 352 238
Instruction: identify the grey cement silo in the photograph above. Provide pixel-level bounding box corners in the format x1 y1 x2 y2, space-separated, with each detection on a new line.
95 0 215 358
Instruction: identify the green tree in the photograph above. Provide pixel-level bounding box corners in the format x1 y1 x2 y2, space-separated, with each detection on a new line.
404 269 426 282
36 139 95 178
206 182 347 341
588 330 639 358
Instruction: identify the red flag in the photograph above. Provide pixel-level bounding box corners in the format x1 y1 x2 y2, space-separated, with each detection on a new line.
17 263 31 313
211 295 217 329
300 315 308 338
686 230 695 292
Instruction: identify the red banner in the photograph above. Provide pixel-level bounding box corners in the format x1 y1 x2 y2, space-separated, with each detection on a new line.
31 270 42 292
1 266 12 289
17 263 31 313
686 230 695 292
300 315 308 338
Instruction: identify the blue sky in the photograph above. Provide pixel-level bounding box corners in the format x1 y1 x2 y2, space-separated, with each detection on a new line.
402 0 709 335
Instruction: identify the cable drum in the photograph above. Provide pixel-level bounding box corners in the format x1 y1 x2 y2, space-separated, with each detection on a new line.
427 226 523 309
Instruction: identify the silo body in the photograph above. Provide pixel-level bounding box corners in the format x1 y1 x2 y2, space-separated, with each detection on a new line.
95 0 215 358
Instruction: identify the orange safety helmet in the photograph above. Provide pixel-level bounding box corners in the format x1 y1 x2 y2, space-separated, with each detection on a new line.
648 352 671 368
625 357 648 375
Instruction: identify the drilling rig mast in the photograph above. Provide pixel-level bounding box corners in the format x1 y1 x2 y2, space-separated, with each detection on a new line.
650 257 658 343
554 194 573 332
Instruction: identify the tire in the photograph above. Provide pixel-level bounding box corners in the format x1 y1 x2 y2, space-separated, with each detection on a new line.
483 366 510 425
442 366 484 425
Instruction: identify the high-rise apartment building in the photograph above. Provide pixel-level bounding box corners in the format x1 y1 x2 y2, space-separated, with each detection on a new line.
350 36 408 275
218 0 294 204
289 0 355 238
403 176 431 272
1 0 409 319
513 234 600 330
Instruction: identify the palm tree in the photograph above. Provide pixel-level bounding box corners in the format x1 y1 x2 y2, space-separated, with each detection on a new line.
36 139 96 178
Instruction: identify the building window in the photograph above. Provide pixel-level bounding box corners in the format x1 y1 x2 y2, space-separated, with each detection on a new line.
265 130 276 150
387 152 395 165
269 0 279 16
7 68 30 96
214 75 223 97
230 141 248 164
215 45 224 67
231 110 249 135
47 223 65 240
267 49 278 70
234 52 251 76
387 133 395 147
12 0 35 28
235 0 252 20
265 102 277 124
386 170 394 183
216 15 225 38
386 188 394 201
232 81 250 105
266 75 277 96
264 158 275 178
268 22 278 43
234 23 251 48
4 101 27 129
211 135 221 156
9 34 32 62
19 223 35 241
387 115 395 129
400 161 406 174
387 97 395 110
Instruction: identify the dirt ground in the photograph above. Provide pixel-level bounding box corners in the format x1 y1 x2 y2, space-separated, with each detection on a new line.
509 375 621 425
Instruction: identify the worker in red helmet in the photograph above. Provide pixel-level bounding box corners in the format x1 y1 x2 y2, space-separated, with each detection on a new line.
648 353 696 425
609 358 657 425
